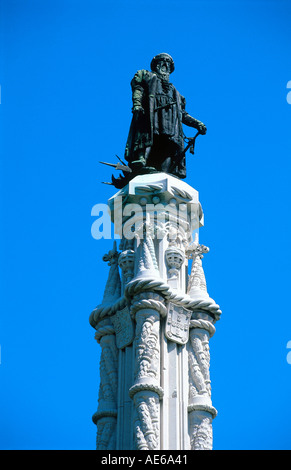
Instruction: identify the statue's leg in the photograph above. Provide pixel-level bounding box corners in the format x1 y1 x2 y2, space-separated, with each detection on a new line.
160 156 172 173
174 153 186 178
156 139 185 177
130 147 152 171
166 143 186 179
146 136 166 170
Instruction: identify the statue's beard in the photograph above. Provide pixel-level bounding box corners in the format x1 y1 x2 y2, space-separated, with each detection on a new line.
155 66 170 82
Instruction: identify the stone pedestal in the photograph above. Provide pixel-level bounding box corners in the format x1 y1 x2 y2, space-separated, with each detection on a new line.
89 173 221 450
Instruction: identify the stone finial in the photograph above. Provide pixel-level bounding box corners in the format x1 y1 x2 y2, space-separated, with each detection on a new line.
134 215 160 280
186 240 209 298
101 241 121 304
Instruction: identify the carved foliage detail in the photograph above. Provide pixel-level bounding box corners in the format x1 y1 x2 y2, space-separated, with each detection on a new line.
134 310 160 381
188 329 211 399
130 306 161 450
98 334 118 402
96 417 117 450
188 411 213 450
96 333 118 450
188 316 216 450
133 392 160 450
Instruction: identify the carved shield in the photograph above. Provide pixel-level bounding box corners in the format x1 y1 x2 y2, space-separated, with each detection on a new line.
111 306 134 349
165 302 192 345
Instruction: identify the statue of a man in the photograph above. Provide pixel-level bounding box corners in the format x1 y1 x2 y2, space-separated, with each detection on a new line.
124 53 206 179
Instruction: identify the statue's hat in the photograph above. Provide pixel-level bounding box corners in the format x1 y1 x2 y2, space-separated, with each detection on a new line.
150 53 175 73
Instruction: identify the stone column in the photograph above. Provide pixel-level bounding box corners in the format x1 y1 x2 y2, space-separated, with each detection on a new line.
90 242 121 449
186 242 219 450
188 311 217 450
114 248 135 449
93 318 118 450
129 298 164 450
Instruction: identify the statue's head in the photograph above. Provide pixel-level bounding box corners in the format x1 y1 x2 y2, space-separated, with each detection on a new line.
151 53 175 80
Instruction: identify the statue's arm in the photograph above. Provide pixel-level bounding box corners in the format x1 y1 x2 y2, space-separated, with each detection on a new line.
130 69 148 113
181 96 207 135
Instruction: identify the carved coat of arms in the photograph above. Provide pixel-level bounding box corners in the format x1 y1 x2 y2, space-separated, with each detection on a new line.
165 302 192 345
111 306 134 349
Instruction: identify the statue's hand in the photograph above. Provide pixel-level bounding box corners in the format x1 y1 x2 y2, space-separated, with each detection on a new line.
132 106 145 117
197 121 207 135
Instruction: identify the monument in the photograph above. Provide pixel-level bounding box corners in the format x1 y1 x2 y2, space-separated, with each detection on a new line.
89 53 221 450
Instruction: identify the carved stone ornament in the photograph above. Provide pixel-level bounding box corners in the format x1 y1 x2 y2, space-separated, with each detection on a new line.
165 246 185 280
111 305 134 349
164 302 192 345
93 321 118 450
118 249 135 284
132 391 160 450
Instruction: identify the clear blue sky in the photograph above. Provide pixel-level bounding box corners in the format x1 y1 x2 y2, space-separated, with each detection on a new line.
0 0 291 450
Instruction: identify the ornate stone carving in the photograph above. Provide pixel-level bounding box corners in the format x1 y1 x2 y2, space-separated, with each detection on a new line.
125 217 164 299
165 246 185 280
90 173 221 451
171 186 193 201
132 391 160 450
129 307 163 450
186 240 209 297
111 305 134 349
134 183 164 194
101 241 121 303
167 222 189 249
132 309 160 384
126 273 221 321
188 411 213 450
118 249 135 285
165 302 191 345
95 416 117 450
89 241 123 328
189 329 211 398
124 221 164 449
188 311 217 450
93 319 118 450
130 292 167 318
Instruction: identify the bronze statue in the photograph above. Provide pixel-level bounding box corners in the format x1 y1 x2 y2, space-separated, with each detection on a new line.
103 53 207 188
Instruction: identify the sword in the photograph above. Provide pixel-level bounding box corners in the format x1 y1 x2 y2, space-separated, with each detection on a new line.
154 101 177 111
99 161 132 173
